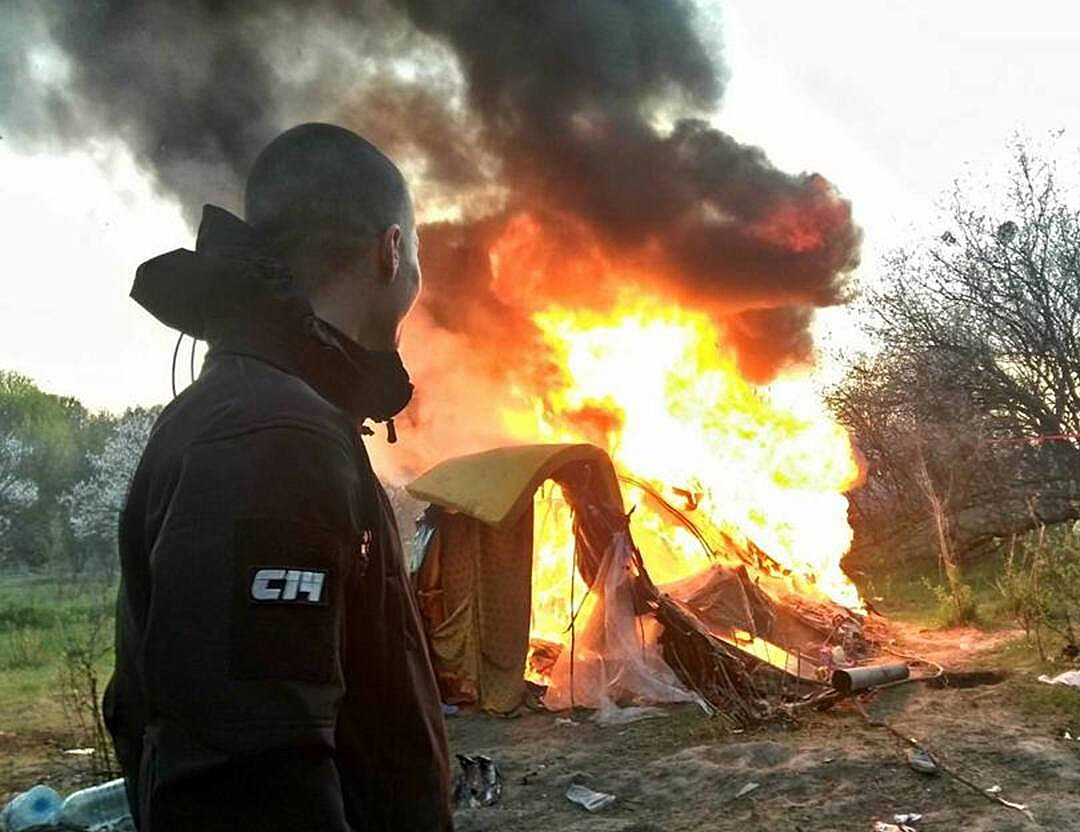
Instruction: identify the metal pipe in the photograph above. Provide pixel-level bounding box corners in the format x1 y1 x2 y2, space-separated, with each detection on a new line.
831 662 909 695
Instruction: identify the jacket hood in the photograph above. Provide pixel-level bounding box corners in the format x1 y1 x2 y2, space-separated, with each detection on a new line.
131 205 413 425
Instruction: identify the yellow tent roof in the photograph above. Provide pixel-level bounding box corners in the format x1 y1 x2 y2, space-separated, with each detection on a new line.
406 443 616 529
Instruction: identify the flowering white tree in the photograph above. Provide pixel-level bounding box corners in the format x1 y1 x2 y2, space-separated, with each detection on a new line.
0 431 38 541
63 409 157 570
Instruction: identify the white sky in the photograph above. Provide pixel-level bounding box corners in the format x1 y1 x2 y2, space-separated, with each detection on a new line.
1 1 1079 412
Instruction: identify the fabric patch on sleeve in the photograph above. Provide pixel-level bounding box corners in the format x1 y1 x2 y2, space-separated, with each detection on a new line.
228 518 344 684
249 567 328 605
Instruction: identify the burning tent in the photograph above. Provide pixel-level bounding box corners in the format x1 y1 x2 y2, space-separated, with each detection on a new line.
407 443 874 725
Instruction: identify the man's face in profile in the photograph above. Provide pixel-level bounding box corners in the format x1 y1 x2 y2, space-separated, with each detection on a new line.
388 220 422 343
402 223 422 319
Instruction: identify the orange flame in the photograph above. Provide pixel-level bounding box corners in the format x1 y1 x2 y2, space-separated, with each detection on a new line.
389 214 864 693
496 296 862 683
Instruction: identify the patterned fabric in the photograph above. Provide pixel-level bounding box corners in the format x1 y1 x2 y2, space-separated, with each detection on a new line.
418 507 534 713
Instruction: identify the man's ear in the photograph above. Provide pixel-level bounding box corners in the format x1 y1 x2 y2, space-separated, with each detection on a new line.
377 224 403 285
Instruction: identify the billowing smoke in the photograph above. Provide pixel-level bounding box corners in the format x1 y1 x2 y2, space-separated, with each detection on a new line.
399 3 858 321
4 0 861 474
2 1 484 220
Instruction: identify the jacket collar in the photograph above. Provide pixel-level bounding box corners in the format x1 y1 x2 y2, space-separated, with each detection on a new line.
131 205 413 425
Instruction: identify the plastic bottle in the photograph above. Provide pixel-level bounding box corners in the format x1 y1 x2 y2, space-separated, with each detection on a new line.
0 783 62 831
58 778 132 830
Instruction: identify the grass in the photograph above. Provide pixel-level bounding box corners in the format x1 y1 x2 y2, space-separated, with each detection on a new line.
851 532 1080 727
969 635 1080 725
0 575 116 736
852 551 1009 627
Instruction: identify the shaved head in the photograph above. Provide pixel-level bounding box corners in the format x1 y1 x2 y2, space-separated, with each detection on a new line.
244 123 422 350
245 123 412 285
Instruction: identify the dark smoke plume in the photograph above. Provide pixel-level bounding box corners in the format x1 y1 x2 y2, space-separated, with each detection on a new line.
5 0 860 429
2 1 480 220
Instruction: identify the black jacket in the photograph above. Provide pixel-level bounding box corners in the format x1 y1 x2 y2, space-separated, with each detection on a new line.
103 206 453 831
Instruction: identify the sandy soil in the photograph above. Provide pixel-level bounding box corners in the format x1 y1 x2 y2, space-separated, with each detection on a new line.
876 619 1024 668
448 628 1080 832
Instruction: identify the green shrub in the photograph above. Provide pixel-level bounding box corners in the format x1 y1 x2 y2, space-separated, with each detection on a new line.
0 601 56 632
2 627 47 670
994 524 1080 659
56 592 117 778
922 577 979 626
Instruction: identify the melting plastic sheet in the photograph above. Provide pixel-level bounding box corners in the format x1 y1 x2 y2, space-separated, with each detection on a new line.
543 530 701 719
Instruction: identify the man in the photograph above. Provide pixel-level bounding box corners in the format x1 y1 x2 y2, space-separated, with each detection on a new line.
104 123 453 831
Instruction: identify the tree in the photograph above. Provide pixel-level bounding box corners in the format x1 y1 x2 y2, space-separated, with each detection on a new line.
63 408 158 574
0 372 109 571
0 431 38 545
834 141 1080 567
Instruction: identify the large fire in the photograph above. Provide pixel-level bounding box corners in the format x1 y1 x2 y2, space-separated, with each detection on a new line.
496 293 863 685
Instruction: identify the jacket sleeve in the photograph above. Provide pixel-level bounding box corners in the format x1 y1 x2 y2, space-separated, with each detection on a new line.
138 421 367 757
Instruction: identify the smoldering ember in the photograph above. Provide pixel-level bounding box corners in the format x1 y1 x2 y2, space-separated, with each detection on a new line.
2 3 1080 831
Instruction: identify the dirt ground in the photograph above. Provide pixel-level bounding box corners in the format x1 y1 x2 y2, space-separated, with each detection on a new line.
448 626 1080 832
0 728 103 808
3 626 1079 831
